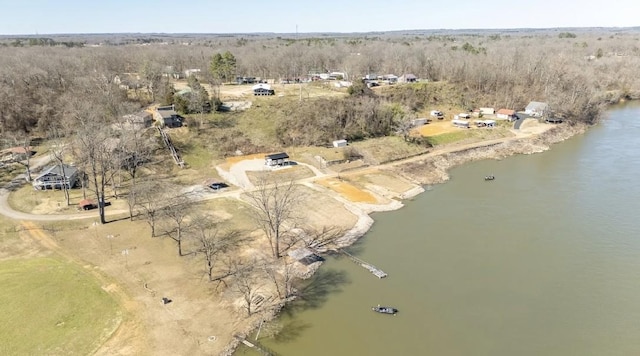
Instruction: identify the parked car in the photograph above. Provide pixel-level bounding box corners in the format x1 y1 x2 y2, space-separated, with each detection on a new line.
79 199 111 210
209 182 229 191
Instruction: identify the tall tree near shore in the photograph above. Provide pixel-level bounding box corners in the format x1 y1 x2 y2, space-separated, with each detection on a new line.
245 178 301 259
191 215 244 281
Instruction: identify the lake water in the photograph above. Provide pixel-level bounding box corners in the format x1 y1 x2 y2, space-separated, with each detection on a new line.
237 102 640 356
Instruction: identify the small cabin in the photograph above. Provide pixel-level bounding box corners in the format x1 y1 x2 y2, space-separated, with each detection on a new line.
332 139 348 148
265 152 289 166
252 83 275 96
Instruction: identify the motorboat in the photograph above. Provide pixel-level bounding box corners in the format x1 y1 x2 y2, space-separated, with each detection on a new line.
372 305 398 315
484 175 495 181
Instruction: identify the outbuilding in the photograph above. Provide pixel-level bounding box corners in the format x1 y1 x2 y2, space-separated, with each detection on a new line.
332 139 348 148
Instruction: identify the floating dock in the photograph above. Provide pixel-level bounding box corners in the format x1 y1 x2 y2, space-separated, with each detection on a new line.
338 250 387 278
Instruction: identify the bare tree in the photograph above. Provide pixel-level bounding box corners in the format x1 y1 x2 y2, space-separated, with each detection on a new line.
233 264 261 316
245 178 301 259
162 190 193 256
191 215 244 280
262 257 297 301
134 180 166 237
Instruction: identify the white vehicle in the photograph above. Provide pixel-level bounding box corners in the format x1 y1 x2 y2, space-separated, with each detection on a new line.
430 110 444 119
458 113 471 119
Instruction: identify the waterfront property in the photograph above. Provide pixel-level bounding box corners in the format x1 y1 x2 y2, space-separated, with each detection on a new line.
32 164 79 190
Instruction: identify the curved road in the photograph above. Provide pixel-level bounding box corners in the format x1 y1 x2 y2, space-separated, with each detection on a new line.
0 129 542 222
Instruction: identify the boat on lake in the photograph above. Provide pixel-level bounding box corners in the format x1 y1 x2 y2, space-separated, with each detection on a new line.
372 305 398 315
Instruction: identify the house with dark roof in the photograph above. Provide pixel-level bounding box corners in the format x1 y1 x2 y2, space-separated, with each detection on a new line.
265 152 289 166
398 74 417 83
252 83 275 96
154 106 183 128
32 164 79 190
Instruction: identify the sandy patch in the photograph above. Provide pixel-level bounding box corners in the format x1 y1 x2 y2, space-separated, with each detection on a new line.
316 178 377 203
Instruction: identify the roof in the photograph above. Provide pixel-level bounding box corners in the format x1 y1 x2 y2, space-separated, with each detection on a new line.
36 164 78 179
497 109 516 115
525 101 549 111
157 108 177 119
252 83 271 91
266 152 289 160
78 199 95 207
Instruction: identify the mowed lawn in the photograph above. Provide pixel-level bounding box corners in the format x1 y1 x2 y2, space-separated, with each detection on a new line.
0 257 120 355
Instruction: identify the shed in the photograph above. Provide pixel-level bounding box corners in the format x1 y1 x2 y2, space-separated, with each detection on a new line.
265 152 289 166
332 139 348 148
479 107 495 115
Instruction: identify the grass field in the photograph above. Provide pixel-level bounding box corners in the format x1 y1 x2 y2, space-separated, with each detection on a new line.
0 257 120 355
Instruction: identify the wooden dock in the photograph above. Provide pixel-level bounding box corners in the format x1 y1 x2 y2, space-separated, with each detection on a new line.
338 250 387 278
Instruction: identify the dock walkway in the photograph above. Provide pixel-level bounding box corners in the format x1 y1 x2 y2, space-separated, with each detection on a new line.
338 250 387 278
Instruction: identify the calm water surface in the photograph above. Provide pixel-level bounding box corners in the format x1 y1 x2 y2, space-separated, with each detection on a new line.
238 102 640 356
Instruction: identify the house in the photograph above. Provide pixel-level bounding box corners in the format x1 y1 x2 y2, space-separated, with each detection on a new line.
383 74 398 84
154 106 182 128
496 109 517 121
32 164 79 190
252 83 275 96
120 110 154 130
525 101 550 117
265 152 289 166
398 74 417 83
333 139 348 148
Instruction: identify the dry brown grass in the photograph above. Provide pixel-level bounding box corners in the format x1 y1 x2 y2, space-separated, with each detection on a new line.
416 120 461 136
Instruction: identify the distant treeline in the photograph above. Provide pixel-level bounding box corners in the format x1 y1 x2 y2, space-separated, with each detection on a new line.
2 30 640 138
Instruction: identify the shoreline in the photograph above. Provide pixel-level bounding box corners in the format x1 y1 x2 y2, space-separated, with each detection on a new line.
331 122 587 250
226 121 588 355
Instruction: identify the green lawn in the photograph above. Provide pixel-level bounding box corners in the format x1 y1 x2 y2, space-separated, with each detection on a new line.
0 257 121 355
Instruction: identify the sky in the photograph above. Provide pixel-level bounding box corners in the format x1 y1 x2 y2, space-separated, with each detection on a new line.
0 0 638 35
